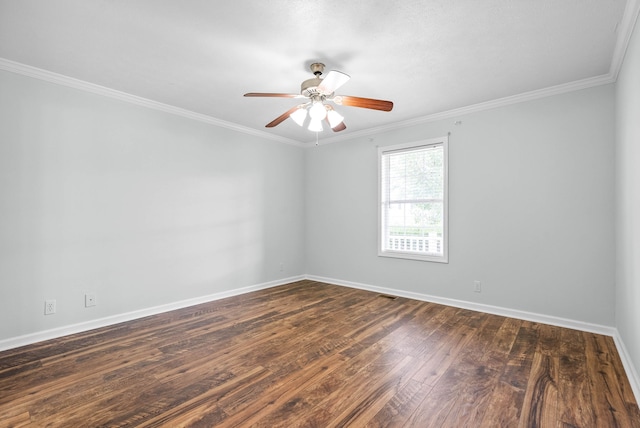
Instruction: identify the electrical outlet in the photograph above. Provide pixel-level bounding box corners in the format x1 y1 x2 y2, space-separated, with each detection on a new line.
279 262 284 272
473 280 482 293
85 293 96 307
45 299 56 315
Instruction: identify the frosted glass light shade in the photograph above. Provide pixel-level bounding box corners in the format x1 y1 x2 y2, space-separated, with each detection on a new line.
308 118 323 132
327 109 344 128
309 102 327 120
290 108 307 126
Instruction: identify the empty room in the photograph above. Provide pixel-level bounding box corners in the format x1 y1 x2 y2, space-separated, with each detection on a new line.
1 1 640 426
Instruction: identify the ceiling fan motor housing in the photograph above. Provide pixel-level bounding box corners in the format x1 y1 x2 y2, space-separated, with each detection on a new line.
301 62 331 98
301 77 326 98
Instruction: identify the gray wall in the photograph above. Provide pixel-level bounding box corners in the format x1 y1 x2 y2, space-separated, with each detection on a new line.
0 70 305 341
616 15 640 378
306 85 616 326
0 64 622 347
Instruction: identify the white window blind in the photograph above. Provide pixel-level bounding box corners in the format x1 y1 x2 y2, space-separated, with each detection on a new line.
378 137 448 262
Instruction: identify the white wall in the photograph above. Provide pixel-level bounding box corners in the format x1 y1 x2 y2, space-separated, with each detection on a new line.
0 70 305 341
306 85 616 326
616 14 640 381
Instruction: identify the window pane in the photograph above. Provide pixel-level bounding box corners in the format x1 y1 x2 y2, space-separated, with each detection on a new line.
388 146 443 201
379 137 448 262
385 202 443 255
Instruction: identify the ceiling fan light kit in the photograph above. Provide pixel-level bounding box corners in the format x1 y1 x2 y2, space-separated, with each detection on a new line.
309 101 327 120
327 108 344 129
244 62 393 135
290 106 308 126
308 118 323 132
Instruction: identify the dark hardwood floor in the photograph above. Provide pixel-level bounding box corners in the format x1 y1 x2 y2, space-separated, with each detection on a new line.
0 280 638 427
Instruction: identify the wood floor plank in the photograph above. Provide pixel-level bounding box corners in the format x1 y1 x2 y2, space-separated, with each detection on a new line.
0 280 638 427
404 365 468 426
327 354 419 427
425 315 508 427
479 380 526 427
365 379 434 428
217 350 349 427
437 365 500 426
557 327 596 427
583 332 639 427
0 411 31 428
480 317 522 370
410 323 475 386
518 351 559 427
294 351 415 427
500 321 540 390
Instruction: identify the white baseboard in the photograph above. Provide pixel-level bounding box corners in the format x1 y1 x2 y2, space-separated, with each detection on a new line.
612 331 640 404
306 275 616 335
305 274 640 404
2 273 638 406
0 275 304 352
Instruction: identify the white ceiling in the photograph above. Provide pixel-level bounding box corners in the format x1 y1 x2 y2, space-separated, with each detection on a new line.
0 0 637 145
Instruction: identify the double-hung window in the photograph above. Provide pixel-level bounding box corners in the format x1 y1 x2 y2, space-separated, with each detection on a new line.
378 136 448 263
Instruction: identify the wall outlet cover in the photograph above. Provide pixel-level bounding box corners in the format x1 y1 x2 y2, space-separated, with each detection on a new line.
85 294 96 307
45 299 56 315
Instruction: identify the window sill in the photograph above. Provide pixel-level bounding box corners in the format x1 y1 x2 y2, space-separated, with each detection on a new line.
378 250 448 264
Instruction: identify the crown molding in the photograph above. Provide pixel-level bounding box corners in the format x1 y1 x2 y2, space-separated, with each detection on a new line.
309 0 640 147
3 0 638 151
610 0 640 80
0 58 304 147
0 55 622 149
312 72 616 146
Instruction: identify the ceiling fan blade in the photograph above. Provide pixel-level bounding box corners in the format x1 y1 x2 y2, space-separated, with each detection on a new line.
265 105 302 128
244 92 301 98
334 95 393 112
318 70 350 94
332 121 346 132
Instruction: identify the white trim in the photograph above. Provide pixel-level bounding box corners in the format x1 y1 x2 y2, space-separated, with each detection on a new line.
312 74 616 146
0 62 627 151
612 331 640 404
378 137 449 263
610 0 640 80
0 58 303 147
0 55 614 149
0 275 304 352
305 275 616 336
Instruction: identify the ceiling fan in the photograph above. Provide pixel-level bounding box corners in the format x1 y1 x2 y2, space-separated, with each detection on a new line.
244 63 393 133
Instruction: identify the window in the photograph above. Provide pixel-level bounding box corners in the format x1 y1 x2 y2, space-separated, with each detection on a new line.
378 136 448 263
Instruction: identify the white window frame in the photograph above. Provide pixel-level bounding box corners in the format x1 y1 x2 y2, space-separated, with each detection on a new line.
378 136 449 263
